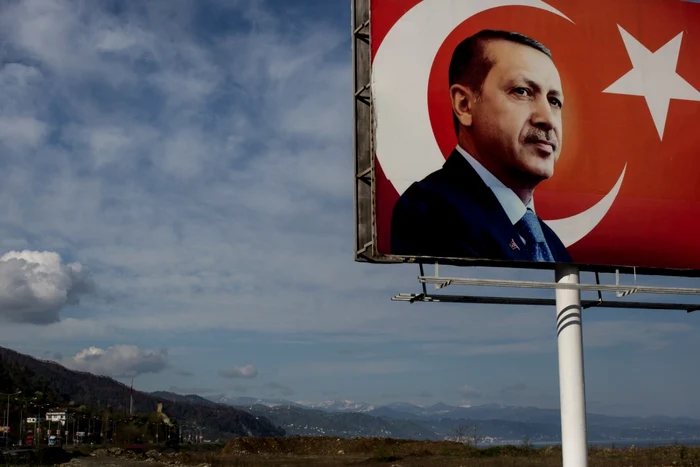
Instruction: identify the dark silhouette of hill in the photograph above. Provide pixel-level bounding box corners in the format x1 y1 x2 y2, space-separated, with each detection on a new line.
0 346 284 438
150 391 219 407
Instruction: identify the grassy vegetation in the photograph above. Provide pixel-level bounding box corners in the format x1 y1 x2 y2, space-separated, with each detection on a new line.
8 438 700 466
197 438 700 466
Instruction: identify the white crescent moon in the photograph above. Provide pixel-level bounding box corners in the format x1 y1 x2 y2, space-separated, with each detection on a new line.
372 0 626 248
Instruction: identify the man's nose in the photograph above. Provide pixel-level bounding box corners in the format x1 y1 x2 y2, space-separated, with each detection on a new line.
530 97 556 131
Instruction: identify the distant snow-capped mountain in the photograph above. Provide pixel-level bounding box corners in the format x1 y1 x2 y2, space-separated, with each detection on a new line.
209 396 376 412
207 395 302 408
208 394 512 419
295 400 376 412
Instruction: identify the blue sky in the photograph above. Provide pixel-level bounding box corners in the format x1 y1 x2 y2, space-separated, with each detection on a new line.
1 0 700 419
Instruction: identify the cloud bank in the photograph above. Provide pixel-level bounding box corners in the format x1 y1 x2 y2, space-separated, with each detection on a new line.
66 345 168 378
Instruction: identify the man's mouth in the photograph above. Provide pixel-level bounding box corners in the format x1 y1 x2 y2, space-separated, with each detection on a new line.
527 138 555 153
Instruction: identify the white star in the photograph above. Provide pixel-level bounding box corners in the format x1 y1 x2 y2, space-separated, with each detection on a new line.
603 25 700 140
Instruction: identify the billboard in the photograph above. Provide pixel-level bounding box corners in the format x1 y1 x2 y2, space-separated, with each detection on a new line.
353 0 700 275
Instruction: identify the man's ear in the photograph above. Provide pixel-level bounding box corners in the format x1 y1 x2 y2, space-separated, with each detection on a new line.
450 83 476 128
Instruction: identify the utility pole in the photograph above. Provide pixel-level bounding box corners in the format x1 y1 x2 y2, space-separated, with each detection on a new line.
129 378 134 417
2 390 21 448
19 405 23 446
35 409 41 447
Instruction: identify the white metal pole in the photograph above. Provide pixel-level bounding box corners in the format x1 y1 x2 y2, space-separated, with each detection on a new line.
555 263 588 467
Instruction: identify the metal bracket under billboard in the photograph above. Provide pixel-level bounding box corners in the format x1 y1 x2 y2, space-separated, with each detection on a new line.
394 263 700 312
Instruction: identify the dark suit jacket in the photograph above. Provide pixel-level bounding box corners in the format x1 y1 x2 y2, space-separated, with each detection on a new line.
390 150 572 263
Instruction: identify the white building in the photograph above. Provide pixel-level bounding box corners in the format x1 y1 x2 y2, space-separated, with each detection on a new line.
46 411 68 423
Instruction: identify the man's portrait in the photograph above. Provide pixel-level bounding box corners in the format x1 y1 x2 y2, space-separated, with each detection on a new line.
390 29 572 263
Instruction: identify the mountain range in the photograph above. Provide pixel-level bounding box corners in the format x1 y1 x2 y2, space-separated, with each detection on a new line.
206 396 700 442
3 345 700 443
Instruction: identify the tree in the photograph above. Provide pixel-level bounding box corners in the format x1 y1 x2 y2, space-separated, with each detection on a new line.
468 422 482 446
451 423 469 443
451 422 482 446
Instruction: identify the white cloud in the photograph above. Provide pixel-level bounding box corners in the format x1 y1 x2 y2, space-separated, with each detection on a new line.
219 364 258 379
0 117 47 149
0 250 94 324
94 28 142 53
66 345 168 378
153 128 212 179
0 62 43 86
64 124 159 171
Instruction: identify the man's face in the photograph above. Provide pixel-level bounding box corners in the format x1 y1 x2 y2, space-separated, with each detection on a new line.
468 40 564 185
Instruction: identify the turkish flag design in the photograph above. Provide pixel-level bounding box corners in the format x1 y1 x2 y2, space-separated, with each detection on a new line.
372 0 700 271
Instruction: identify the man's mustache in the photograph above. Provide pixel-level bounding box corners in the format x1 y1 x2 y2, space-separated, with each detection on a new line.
524 129 558 149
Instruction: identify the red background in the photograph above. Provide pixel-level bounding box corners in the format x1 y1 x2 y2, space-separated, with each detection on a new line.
371 0 700 271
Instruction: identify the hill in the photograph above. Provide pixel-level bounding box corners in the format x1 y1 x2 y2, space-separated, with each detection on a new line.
0 346 284 439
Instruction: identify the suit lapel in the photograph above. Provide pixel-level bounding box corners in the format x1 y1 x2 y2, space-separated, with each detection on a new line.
442 151 532 261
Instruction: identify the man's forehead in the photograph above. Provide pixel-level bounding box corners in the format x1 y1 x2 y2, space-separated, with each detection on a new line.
485 40 562 90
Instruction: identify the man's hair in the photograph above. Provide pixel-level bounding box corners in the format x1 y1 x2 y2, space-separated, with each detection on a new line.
449 29 553 135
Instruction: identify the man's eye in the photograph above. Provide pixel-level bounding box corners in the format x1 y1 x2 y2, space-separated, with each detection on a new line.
512 87 530 96
549 98 563 108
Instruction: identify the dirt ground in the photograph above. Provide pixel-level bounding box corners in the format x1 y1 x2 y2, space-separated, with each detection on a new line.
59 458 181 467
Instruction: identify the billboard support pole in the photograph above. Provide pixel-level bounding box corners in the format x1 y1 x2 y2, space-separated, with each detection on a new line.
555 263 588 467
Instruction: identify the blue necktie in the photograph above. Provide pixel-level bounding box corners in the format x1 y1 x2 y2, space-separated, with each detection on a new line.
515 208 554 262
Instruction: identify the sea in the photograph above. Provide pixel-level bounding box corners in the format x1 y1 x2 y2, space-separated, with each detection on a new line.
481 439 700 448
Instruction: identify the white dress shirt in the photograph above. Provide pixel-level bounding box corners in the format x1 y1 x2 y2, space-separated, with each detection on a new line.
455 145 534 243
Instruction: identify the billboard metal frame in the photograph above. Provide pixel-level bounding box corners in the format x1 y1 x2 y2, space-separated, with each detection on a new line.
352 0 377 263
